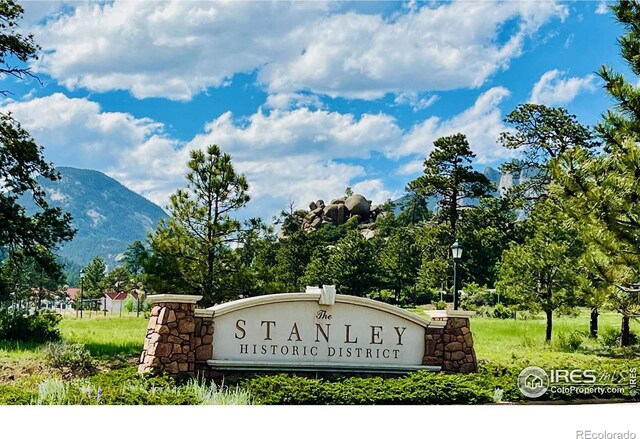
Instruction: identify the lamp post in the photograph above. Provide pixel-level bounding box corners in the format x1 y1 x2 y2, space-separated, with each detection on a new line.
450 240 463 310
79 268 85 319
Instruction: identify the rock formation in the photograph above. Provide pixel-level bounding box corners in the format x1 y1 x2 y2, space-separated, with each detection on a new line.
281 193 382 239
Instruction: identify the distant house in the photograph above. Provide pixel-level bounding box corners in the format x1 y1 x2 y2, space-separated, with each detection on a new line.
25 287 72 312
104 290 140 313
65 287 80 302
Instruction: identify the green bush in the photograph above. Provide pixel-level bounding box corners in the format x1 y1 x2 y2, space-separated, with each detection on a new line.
414 290 431 305
74 367 252 405
600 328 620 348
42 341 95 375
491 304 514 319
0 385 34 405
600 328 639 348
556 331 585 352
434 300 447 310
241 371 493 405
0 309 61 342
123 295 134 312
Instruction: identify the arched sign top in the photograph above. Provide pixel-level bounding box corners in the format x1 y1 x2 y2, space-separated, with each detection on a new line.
198 292 430 328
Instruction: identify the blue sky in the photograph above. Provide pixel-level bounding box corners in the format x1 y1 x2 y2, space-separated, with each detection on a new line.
0 1 630 221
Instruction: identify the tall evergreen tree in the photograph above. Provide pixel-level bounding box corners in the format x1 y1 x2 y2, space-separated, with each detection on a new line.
149 145 250 305
323 229 381 297
409 133 493 235
82 256 107 299
552 0 640 345
499 104 597 206
0 250 65 307
0 0 75 271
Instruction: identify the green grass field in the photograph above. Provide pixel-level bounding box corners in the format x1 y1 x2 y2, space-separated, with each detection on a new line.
1 308 638 363
0 309 638 404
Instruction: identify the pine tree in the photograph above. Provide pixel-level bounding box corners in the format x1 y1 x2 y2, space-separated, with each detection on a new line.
149 145 250 305
499 103 597 206
409 133 493 235
552 0 640 345
0 0 75 271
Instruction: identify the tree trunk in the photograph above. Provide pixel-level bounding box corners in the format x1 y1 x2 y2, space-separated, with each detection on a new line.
545 308 553 342
589 307 599 338
451 187 458 235
621 315 631 347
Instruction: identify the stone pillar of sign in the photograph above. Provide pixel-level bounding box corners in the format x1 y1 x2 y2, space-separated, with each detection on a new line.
423 310 477 373
138 294 202 375
193 309 216 378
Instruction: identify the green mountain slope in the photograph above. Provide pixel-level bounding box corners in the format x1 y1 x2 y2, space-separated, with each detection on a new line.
20 167 168 269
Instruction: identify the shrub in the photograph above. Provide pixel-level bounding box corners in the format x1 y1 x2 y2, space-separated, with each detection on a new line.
556 331 585 352
43 341 95 375
434 300 447 310
35 379 69 405
600 328 639 348
0 309 61 342
183 379 253 405
491 304 514 319
241 374 323 404
600 328 622 348
123 295 134 312
414 290 431 306
0 385 34 405
65 367 253 405
555 306 581 318
241 372 493 405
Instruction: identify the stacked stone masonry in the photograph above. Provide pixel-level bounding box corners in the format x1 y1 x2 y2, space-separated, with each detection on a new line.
422 316 477 373
138 301 213 375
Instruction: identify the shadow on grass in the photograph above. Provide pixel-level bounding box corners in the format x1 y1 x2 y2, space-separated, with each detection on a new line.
0 340 42 354
0 339 142 360
81 342 143 358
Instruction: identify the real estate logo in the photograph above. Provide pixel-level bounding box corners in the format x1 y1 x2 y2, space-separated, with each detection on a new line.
518 366 549 398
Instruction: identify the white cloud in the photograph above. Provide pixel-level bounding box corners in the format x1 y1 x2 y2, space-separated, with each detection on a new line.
393 87 513 164
394 93 439 112
184 107 403 208
33 1 331 100
3 93 403 212
34 0 567 101
529 69 597 106
396 160 425 176
264 93 324 110
596 1 610 15
2 93 186 205
262 2 567 99
3 87 522 216
351 179 399 204
187 107 402 162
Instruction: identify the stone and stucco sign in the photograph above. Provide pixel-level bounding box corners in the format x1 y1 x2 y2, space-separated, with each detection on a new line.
138 287 478 376
198 287 429 372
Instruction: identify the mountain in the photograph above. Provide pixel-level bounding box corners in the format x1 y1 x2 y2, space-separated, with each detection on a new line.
19 167 168 269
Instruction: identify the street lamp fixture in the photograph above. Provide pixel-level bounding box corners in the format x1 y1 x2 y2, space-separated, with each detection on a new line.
79 268 85 319
450 240 463 310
